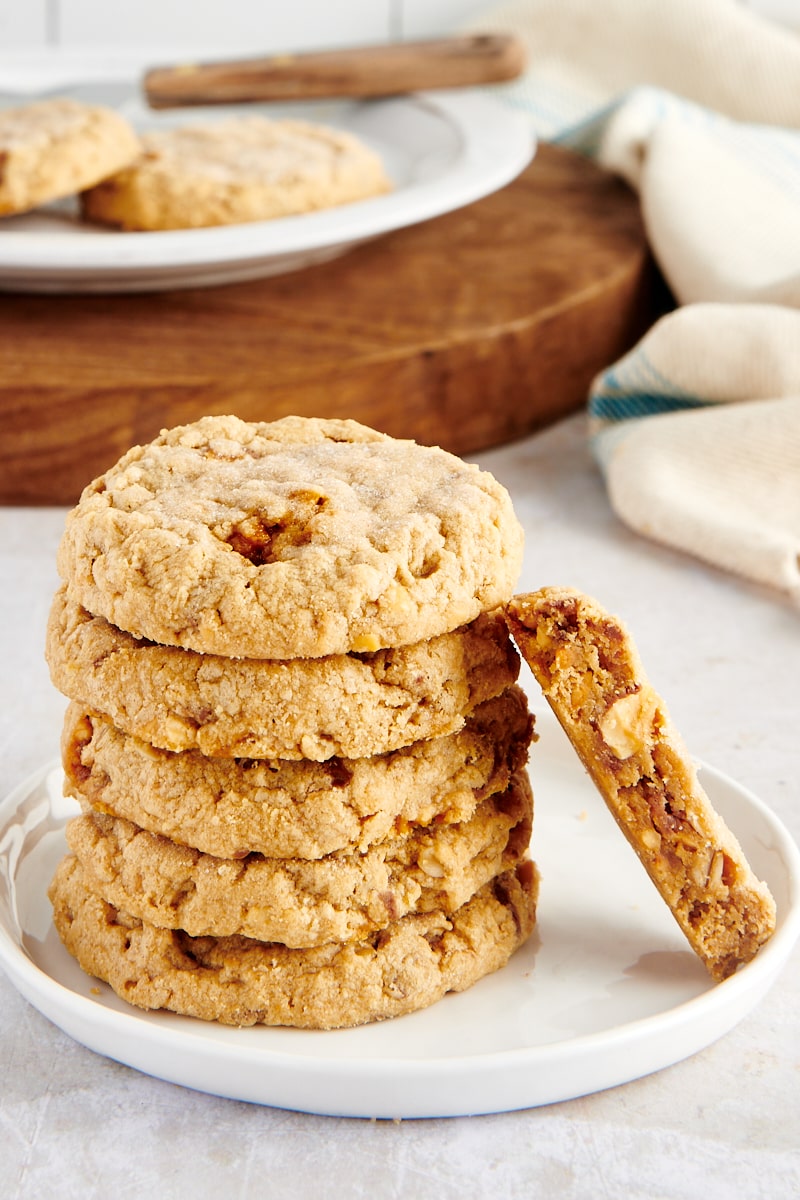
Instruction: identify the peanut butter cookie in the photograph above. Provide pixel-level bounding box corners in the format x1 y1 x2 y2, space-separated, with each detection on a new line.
81 115 391 231
47 589 519 760
56 415 524 659
0 97 141 216
505 586 776 981
49 857 539 1029
62 688 534 859
64 771 532 947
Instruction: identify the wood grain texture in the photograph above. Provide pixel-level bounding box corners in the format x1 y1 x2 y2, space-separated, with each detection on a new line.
0 143 663 505
145 36 527 107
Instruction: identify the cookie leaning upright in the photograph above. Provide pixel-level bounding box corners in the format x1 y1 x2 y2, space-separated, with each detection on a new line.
505 586 776 981
56 414 524 659
0 98 141 217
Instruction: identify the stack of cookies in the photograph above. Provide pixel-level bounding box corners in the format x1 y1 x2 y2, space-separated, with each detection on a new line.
46 415 539 1029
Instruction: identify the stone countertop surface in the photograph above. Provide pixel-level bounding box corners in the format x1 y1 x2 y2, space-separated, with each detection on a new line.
1 414 798 1200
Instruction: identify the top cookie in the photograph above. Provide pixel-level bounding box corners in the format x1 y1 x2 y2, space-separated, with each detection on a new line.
81 115 391 230
57 415 524 659
0 97 141 217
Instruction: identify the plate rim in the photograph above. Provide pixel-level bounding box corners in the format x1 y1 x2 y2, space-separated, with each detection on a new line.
1 720 798 1118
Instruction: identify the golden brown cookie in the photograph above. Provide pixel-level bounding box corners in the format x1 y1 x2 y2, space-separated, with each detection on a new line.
56 415 524 660
47 589 519 760
81 115 391 231
62 688 534 859
505 586 776 981
64 771 532 947
0 97 141 216
49 856 539 1029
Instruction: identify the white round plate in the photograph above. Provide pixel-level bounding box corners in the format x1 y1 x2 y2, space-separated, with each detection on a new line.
0 82 534 292
0 708 797 1120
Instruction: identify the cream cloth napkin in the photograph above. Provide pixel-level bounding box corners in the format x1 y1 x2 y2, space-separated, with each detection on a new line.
469 0 800 601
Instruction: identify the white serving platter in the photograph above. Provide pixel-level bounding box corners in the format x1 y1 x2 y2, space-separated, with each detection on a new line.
1 707 797 1119
0 75 534 291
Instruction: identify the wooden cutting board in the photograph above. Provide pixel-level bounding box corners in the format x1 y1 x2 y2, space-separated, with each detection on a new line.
0 143 663 505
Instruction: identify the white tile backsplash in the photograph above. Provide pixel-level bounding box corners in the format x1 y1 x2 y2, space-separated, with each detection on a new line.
400 0 489 38
0 1 48 47
54 0 393 51
0 1 797 52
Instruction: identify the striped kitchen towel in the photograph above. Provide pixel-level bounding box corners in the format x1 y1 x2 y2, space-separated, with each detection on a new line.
470 0 800 601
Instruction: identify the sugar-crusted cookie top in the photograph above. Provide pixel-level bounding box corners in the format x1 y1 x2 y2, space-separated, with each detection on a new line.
131 117 383 185
81 115 391 229
0 97 141 216
0 97 127 150
58 415 524 659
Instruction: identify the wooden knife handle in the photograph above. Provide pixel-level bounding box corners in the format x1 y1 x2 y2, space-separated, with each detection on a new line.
144 34 527 108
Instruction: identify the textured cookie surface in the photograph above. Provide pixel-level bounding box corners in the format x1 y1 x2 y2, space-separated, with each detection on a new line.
47 588 519 759
56 415 524 659
49 857 539 1029
0 97 141 216
81 115 391 231
62 688 534 859
65 771 532 946
506 586 776 981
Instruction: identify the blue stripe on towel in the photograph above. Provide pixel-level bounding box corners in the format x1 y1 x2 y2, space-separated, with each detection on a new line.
589 348 705 424
589 392 708 421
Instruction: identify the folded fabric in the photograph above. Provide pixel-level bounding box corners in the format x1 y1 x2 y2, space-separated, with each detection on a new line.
560 88 800 308
468 0 800 136
590 306 800 598
470 0 800 602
